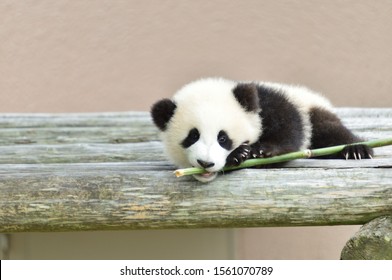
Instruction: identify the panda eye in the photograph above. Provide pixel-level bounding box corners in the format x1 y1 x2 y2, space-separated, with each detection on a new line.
218 133 227 144
217 130 233 150
181 128 200 148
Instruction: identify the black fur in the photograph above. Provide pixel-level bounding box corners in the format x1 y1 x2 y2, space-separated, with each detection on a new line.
151 80 373 172
218 130 233 150
233 83 260 113
255 85 305 156
309 107 373 159
181 128 200 148
226 94 373 167
226 84 305 166
197 159 215 169
151 99 177 131
226 142 251 166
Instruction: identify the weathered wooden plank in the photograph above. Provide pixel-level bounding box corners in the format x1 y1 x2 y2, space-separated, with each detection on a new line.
0 108 390 128
0 142 166 164
0 109 391 145
334 108 392 118
0 112 149 128
0 108 391 233
0 112 158 145
0 142 391 165
0 162 391 232
0 126 159 145
341 216 392 260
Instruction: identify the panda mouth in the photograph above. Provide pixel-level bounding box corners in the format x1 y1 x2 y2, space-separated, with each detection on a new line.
192 171 218 183
200 171 216 178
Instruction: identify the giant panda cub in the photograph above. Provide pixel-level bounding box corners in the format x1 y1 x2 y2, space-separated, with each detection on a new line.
151 78 373 182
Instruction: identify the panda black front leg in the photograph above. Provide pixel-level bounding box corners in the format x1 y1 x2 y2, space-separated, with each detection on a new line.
225 142 251 166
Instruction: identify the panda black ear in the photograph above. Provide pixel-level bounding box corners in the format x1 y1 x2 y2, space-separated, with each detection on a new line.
233 83 260 113
150 99 177 131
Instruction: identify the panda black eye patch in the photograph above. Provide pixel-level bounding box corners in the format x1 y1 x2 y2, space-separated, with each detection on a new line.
218 130 233 150
181 128 200 148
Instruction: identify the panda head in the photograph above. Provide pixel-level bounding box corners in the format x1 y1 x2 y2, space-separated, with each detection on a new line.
151 78 262 182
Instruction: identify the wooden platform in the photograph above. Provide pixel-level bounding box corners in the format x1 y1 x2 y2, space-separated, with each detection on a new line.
0 108 391 259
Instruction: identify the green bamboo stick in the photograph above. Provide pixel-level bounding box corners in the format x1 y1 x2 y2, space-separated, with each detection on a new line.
174 137 392 177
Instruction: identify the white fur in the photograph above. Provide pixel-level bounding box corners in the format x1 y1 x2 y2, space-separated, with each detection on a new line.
160 78 333 182
162 78 261 175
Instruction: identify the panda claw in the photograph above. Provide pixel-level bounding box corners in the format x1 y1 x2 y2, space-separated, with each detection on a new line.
341 144 374 160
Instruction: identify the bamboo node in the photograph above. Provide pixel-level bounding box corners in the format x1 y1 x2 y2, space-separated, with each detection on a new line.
304 149 312 158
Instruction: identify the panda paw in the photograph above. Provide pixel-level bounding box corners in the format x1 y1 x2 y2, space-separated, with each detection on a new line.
225 142 251 166
249 143 281 158
341 144 374 160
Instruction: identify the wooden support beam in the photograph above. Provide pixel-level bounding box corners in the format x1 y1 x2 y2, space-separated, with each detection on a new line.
341 216 392 260
0 109 391 234
1 162 391 232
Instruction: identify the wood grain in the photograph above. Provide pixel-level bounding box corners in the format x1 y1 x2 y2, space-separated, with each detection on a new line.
0 108 391 232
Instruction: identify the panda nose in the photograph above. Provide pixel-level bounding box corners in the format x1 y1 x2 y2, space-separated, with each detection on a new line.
197 159 215 169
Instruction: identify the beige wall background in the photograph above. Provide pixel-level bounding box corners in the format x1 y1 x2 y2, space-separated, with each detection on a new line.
1 0 391 259
1 0 391 113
